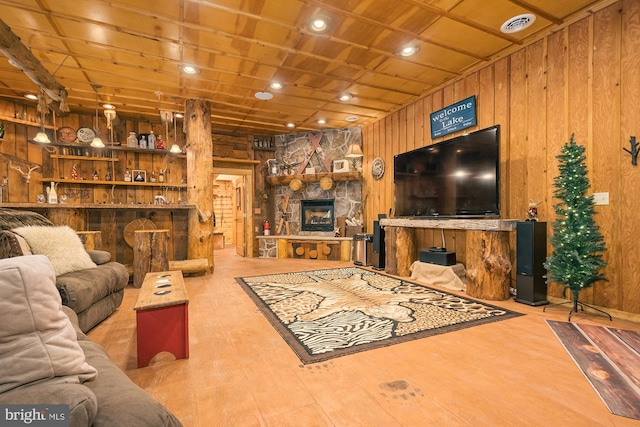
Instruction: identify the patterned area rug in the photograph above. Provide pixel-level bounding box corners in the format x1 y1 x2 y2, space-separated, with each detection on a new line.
547 320 640 420
236 267 523 364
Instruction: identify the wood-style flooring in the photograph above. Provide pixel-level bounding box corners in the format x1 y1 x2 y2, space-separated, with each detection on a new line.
88 247 640 427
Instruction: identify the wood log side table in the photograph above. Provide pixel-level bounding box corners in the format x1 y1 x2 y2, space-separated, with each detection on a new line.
134 270 189 368
133 229 170 288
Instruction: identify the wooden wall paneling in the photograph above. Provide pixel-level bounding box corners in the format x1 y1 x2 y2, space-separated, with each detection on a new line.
545 29 569 298
526 40 548 216
567 19 591 146
494 59 511 218
399 107 408 157
361 123 372 225
406 103 415 150
592 4 622 310
508 49 528 221
384 114 394 220
413 96 424 149
619 0 640 314
430 89 444 144
478 68 495 128
568 17 594 303
26 139 42 201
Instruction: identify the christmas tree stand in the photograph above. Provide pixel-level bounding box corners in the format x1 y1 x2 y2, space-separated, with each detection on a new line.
543 289 612 322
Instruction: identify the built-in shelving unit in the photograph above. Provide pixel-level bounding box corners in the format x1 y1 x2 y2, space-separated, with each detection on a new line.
38 178 187 188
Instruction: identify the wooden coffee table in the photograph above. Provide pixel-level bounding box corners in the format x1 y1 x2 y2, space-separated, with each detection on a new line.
134 270 189 367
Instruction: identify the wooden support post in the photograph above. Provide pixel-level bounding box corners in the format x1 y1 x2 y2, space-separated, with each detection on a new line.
185 98 214 274
133 229 170 288
465 230 512 300
385 227 416 276
76 231 102 250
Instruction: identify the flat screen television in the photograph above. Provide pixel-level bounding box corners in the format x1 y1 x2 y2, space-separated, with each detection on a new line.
394 125 500 218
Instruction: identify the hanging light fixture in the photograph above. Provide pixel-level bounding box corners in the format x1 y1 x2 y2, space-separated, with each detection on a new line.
90 84 105 148
33 91 50 143
169 96 182 154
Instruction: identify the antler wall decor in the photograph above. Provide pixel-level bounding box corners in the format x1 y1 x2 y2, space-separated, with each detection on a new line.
9 161 40 183
623 136 639 165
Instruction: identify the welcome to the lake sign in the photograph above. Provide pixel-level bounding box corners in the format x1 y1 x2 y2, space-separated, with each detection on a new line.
430 96 477 139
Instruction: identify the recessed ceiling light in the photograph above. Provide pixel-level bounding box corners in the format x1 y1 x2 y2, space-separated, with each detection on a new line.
500 14 536 34
309 15 331 33
398 45 420 57
346 116 359 122
285 122 296 128
270 82 284 90
339 93 353 102
181 64 199 74
102 103 115 109
255 91 273 100
24 93 38 100
316 118 327 125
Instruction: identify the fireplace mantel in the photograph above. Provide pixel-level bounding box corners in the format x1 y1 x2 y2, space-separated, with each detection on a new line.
266 171 361 186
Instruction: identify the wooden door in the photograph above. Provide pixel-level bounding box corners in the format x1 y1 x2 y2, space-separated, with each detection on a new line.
235 177 246 256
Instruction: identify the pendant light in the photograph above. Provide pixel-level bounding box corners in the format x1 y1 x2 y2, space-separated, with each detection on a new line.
90 84 105 148
169 96 182 154
33 91 51 143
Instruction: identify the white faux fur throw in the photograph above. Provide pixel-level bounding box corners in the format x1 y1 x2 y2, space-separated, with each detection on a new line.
12 225 96 276
0 255 97 394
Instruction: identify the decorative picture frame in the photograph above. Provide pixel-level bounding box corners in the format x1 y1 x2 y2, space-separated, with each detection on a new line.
333 159 349 173
132 169 146 182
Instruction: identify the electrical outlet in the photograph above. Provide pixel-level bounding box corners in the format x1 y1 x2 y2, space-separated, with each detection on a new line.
593 192 609 205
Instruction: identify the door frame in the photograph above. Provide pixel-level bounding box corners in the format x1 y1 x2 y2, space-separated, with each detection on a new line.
214 165 254 257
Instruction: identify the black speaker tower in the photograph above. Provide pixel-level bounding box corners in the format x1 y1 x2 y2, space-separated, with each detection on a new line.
370 219 385 270
515 221 548 306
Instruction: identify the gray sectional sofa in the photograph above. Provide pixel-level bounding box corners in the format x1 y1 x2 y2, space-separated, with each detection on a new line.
0 255 182 426
0 208 127 332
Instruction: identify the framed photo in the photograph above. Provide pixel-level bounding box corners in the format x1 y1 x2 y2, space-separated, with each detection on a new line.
304 166 316 174
333 159 349 173
132 169 146 182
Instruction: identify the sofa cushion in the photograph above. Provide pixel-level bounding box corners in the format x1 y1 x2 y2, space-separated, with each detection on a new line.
0 208 54 230
56 262 128 315
12 225 97 276
79 339 183 427
0 382 98 426
87 249 111 265
0 255 97 394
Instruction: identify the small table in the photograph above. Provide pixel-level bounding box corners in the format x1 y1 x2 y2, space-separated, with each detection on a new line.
134 270 189 368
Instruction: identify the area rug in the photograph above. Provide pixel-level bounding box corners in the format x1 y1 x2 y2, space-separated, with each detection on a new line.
236 267 523 364
547 320 640 420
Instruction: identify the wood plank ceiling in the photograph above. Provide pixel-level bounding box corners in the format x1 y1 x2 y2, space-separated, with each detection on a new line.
0 0 609 136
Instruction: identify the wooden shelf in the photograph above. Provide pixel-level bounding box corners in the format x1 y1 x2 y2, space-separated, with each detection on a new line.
266 171 361 185
39 178 186 188
50 154 119 162
0 202 194 210
0 115 56 130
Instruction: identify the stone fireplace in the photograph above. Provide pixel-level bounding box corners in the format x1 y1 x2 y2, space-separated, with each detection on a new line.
269 127 363 236
300 199 335 232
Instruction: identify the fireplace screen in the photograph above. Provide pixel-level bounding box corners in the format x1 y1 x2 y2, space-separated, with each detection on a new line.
301 199 335 232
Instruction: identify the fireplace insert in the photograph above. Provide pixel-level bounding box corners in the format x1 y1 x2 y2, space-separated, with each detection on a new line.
300 199 335 232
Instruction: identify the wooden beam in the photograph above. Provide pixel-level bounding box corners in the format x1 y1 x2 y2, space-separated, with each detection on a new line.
0 18 68 112
185 98 214 273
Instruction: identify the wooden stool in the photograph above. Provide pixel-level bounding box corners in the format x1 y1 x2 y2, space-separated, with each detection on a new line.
133 229 170 288
134 270 189 368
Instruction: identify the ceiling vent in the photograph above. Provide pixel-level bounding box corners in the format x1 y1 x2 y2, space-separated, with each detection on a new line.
500 14 536 34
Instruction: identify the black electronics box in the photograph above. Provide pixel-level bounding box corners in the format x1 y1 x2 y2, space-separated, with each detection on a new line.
419 249 456 266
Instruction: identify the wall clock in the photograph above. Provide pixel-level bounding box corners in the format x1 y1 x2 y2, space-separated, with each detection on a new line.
372 157 385 180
